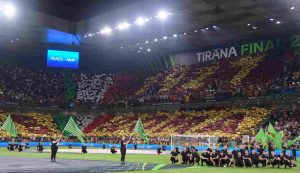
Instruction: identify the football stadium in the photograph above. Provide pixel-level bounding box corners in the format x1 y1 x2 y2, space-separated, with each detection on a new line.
0 0 300 172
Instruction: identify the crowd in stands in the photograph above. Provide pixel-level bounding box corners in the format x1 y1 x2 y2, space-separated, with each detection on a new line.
268 109 300 139
76 73 113 104
0 66 64 106
0 49 298 108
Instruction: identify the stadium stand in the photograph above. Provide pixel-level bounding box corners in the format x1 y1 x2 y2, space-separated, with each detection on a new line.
85 107 270 139
0 112 60 137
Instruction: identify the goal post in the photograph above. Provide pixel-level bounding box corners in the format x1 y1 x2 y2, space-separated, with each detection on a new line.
170 134 219 151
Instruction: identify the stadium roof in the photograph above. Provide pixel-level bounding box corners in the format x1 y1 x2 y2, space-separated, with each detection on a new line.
0 0 299 72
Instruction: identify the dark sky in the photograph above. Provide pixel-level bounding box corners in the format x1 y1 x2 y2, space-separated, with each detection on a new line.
15 0 140 21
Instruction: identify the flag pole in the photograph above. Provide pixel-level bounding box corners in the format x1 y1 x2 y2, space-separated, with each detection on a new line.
128 132 134 143
59 117 71 139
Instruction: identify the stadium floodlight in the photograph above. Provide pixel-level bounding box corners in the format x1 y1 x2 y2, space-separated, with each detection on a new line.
163 36 167 40
156 10 171 20
154 38 158 42
145 40 149 44
147 48 151 52
183 32 187 35
206 27 209 30
88 33 92 37
101 27 112 34
247 23 251 26
173 34 178 38
3 3 16 18
291 6 295 10
269 18 274 21
117 22 130 30
139 47 143 50
276 21 281 24
135 17 146 26
194 29 198 33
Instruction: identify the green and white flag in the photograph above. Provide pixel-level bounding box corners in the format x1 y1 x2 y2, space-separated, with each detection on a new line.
273 131 284 149
63 117 84 143
133 118 149 144
267 123 277 139
1 114 18 137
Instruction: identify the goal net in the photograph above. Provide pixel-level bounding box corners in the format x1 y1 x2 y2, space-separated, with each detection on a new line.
171 134 219 151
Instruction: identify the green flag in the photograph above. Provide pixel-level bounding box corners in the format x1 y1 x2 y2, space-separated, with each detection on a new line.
287 140 295 147
63 117 84 143
286 135 300 147
255 128 268 147
255 128 264 141
133 118 149 144
274 131 284 149
267 123 277 138
295 135 300 142
1 114 18 137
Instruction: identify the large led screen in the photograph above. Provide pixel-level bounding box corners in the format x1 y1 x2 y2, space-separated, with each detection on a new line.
47 49 79 69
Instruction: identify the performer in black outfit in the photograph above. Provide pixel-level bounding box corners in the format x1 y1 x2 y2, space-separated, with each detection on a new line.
232 146 239 160
259 151 269 167
250 150 259 167
258 144 264 156
120 136 128 164
240 145 246 157
82 143 87 154
133 142 138 150
222 145 228 155
210 150 219 166
51 138 60 162
270 151 280 168
243 150 252 167
170 148 179 164
235 152 244 167
226 150 234 167
191 149 200 165
111 145 117 154
181 147 188 164
219 152 227 167
291 144 297 161
37 142 44 153
284 152 292 168
200 151 209 166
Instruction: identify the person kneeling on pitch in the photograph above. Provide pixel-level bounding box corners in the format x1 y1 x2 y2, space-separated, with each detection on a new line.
243 150 252 167
210 150 219 167
270 151 280 168
284 152 293 168
82 143 87 154
200 151 209 166
250 150 259 167
219 152 227 167
170 148 179 164
226 150 235 167
111 145 117 154
181 147 188 164
191 149 200 166
259 151 269 167
235 152 244 167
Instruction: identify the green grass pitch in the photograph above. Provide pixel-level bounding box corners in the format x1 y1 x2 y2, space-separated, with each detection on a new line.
0 147 299 173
